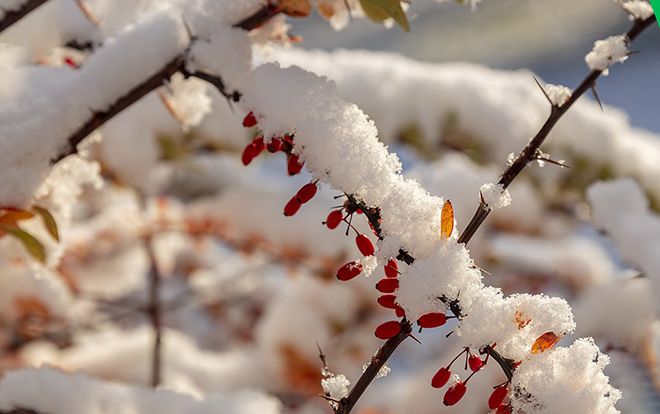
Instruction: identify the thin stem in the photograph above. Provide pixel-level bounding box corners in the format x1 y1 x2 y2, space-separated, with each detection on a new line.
457 15 656 245
145 236 163 388
0 0 50 34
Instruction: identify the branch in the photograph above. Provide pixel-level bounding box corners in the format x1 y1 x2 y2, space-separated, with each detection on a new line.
144 236 163 388
0 0 50 34
233 3 282 30
335 320 412 414
457 15 657 245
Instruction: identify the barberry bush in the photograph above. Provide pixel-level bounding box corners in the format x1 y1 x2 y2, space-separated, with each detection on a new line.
0 1 658 414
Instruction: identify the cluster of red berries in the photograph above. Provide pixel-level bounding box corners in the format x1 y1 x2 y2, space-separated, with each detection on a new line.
430 347 512 411
241 111 304 176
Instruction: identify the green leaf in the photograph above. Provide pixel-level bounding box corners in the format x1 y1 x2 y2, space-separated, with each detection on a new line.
0 224 46 263
359 0 410 32
32 206 60 242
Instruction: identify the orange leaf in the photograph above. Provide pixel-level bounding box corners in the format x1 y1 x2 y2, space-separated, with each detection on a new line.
14 296 51 320
0 208 35 226
514 310 531 330
531 332 560 354
440 200 454 239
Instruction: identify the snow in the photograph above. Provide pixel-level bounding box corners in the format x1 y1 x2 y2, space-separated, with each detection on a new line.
0 367 282 414
585 35 629 75
480 182 511 211
321 373 351 400
621 0 655 20
543 83 572 107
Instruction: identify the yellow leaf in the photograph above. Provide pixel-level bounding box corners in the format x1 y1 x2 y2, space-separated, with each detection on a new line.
0 224 46 263
32 206 60 242
359 0 410 31
531 332 560 354
280 0 312 17
440 200 454 239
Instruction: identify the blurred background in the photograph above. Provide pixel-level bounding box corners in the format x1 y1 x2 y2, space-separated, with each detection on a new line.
291 0 660 133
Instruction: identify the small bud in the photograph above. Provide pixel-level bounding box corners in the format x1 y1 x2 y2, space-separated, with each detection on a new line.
243 111 257 127
325 210 343 230
296 183 317 204
431 367 451 388
375 321 401 340
355 234 375 256
384 259 398 278
337 261 363 281
283 197 302 217
488 385 508 410
417 312 447 329
376 278 399 293
443 381 467 406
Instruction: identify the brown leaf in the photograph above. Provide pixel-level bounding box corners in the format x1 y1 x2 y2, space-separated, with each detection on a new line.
32 206 60 241
280 343 322 394
0 208 35 226
280 0 312 17
440 200 454 239
531 332 560 354
14 296 51 320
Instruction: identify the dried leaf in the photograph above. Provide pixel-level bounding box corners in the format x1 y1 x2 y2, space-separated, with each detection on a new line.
440 200 454 239
514 310 531 330
359 0 410 31
531 332 560 354
0 224 46 263
0 208 35 226
14 296 51 320
280 0 312 17
32 206 60 241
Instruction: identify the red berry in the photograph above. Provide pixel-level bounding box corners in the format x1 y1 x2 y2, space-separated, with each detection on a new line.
241 144 256 166
283 197 301 217
336 261 363 281
283 134 294 145
374 321 401 340
443 381 467 406
377 295 397 309
488 385 509 410
243 111 257 127
287 154 304 175
384 259 398 278
266 138 283 153
431 367 451 389
395 306 406 318
376 278 399 293
325 210 343 229
417 312 447 329
253 136 265 154
355 234 375 256
356 208 363 214
468 355 484 372
296 183 317 204
496 405 513 414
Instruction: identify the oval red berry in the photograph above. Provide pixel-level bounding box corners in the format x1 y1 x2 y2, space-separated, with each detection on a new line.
252 137 265 154
468 355 484 372
283 197 301 217
376 278 399 293
443 381 467 406
496 405 513 414
374 321 401 340
336 261 362 281
377 295 397 309
241 144 256 166
287 154 304 175
243 111 257 127
296 183 317 204
325 210 343 229
395 306 406 318
431 367 451 388
417 312 447 329
355 234 375 256
488 385 508 410
384 259 398 278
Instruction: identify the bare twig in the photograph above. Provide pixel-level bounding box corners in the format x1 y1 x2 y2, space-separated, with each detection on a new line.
144 236 163 388
457 15 656 245
0 0 50 34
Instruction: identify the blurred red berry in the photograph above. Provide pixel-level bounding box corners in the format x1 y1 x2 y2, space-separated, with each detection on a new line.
266 138 283 153
488 385 508 410
395 306 406 318
283 197 301 216
243 111 257 127
287 154 304 175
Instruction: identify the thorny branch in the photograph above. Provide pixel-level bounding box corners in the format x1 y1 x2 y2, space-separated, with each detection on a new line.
332 14 657 414
0 0 50 34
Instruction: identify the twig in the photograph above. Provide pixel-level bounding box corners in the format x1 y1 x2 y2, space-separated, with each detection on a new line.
0 0 50 34
233 3 281 30
144 236 163 388
335 320 412 414
457 15 656 245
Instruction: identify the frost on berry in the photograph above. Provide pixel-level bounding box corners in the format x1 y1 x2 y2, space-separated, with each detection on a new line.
336 261 363 281
443 381 467 406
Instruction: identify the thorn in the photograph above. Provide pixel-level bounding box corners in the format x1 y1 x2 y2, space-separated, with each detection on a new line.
536 156 571 169
316 342 328 369
591 85 604 111
408 333 422 345
472 264 491 276
181 16 196 43
532 75 553 106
